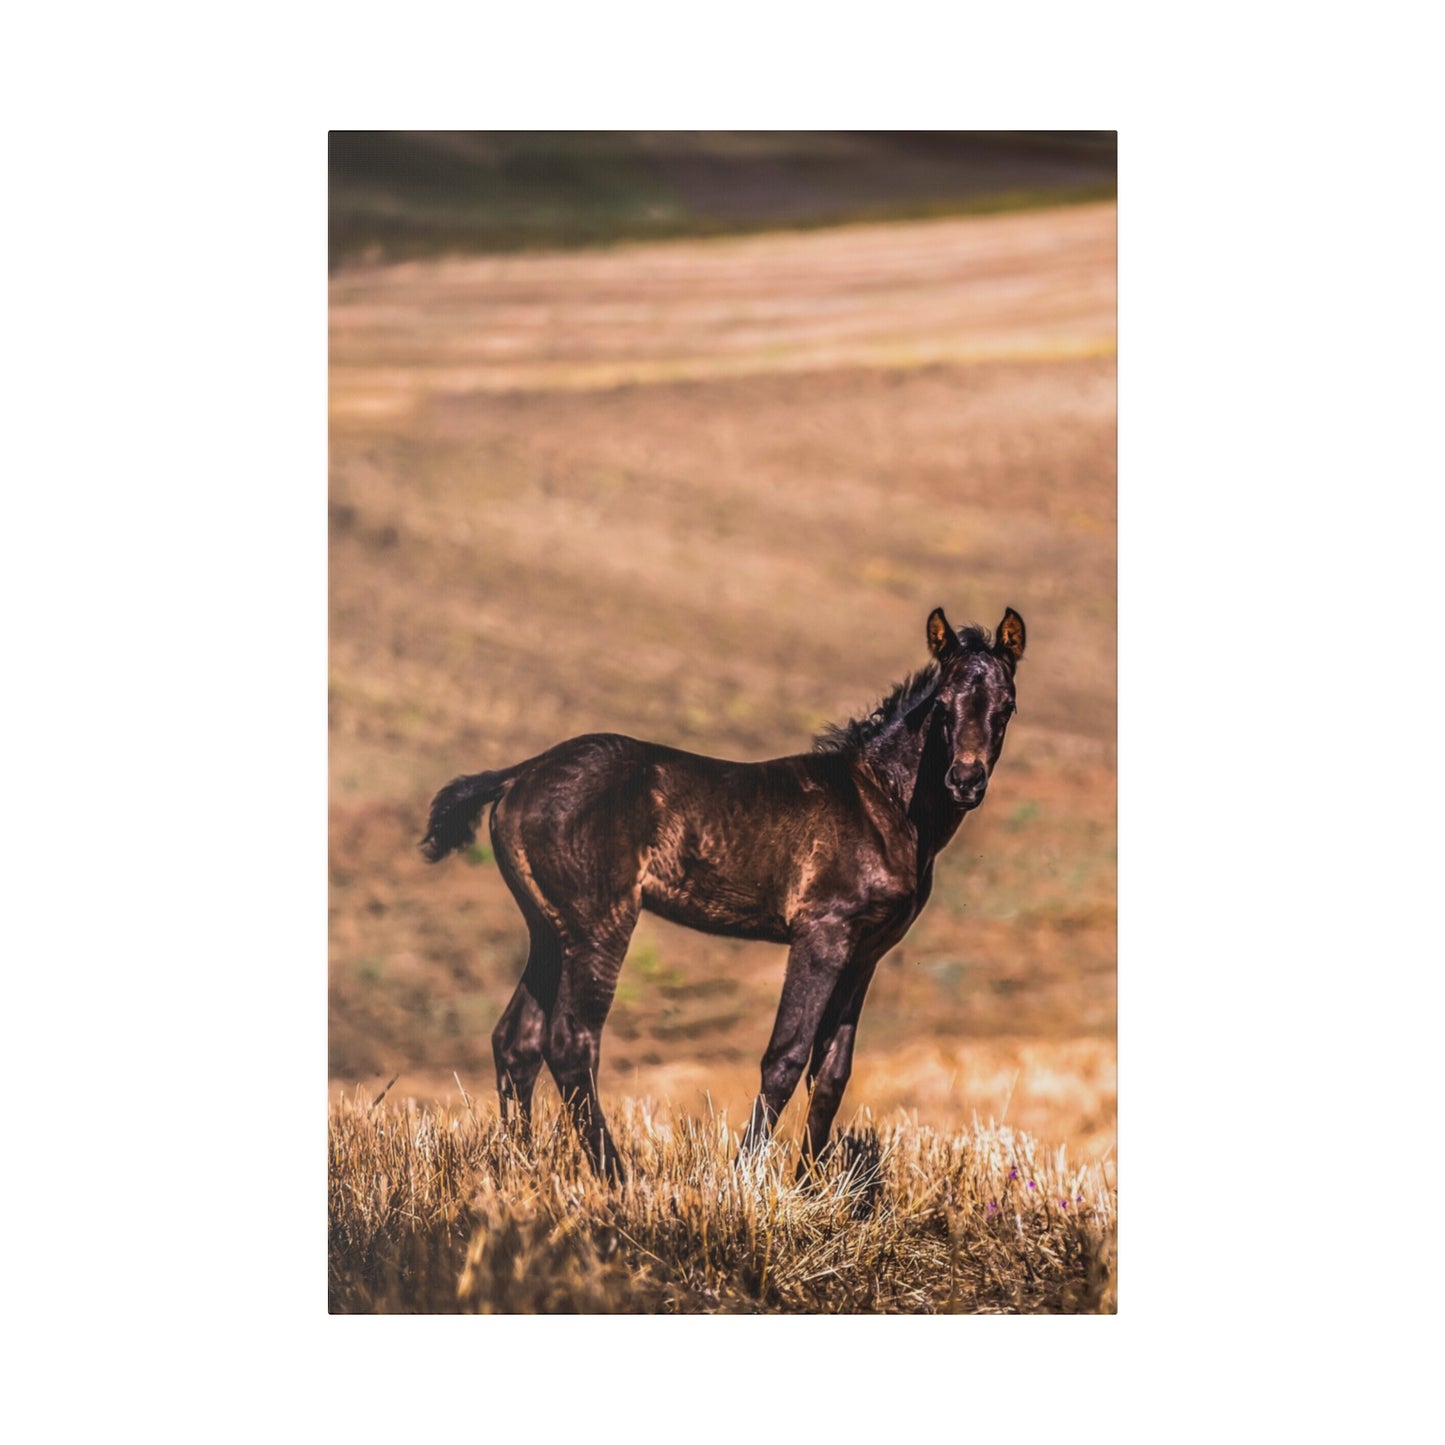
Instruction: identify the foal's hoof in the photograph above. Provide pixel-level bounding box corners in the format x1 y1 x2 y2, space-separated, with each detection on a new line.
794 1156 828 1190
589 1138 626 1186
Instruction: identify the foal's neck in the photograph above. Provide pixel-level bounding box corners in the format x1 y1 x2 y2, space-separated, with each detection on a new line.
858 692 962 859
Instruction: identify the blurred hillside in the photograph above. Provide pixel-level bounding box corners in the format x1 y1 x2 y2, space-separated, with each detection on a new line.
329 130 1116 266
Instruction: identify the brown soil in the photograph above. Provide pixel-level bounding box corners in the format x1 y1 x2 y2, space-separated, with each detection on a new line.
329 203 1116 1158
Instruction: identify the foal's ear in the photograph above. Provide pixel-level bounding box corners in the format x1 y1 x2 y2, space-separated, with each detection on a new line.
995 607 1026 665
926 607 960 660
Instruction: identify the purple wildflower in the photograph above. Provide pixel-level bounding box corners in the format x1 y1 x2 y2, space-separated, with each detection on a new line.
1009 1168 1019 1179
1027 1180 1036 1190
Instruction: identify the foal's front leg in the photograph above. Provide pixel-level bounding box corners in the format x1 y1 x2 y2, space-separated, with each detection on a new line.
739 921 854 1155
795 954 882 1178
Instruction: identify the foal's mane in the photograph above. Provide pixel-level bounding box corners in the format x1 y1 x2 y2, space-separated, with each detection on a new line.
812 624 993 755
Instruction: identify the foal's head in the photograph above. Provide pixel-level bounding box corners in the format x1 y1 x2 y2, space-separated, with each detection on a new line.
925 605 1026 811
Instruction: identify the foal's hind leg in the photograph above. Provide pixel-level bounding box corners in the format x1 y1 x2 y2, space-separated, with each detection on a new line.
491 770 645 1183
489 815 566 1138
490 923 561 1138
547 907 639 1184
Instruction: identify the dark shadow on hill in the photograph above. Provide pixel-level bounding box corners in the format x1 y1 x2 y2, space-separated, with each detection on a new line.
329 130 1116 268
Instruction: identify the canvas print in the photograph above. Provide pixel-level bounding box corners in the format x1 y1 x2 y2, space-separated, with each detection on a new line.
328 131 1117 1313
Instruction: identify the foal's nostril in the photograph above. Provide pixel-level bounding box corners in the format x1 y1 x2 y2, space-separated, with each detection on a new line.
949 762 987 803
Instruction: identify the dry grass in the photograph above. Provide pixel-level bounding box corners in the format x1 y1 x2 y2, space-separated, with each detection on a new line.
329 1090 1116 1315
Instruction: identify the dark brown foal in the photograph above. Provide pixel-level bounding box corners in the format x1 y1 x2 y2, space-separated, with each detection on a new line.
423 606 1025 1181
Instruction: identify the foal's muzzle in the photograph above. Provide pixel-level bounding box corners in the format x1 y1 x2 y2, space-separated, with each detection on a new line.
946 761 988 810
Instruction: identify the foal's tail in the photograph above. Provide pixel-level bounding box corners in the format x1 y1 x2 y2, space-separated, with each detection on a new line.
419 766 522 863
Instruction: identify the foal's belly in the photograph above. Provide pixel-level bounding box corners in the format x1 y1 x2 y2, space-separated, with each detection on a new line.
639 872 792 945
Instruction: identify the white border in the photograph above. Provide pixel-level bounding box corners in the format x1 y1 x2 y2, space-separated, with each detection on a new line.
9 3 1439 1435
